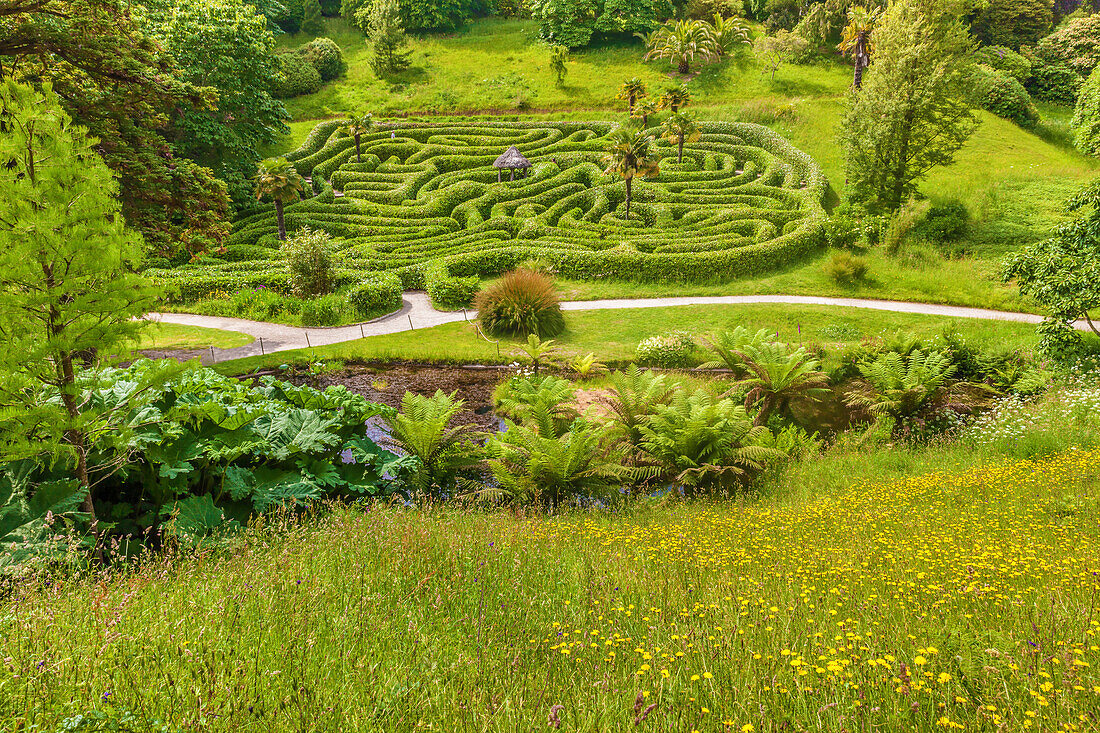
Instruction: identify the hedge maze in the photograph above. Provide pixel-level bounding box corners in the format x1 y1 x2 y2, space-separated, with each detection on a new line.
151 120 826 308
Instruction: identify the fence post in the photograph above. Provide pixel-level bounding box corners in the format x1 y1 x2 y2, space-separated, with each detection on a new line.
408 315 414 331
259 337 264 355
209 346 215 364
305 332 311 349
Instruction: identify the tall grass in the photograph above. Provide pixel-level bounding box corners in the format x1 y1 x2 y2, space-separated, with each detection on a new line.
3 446 1099 731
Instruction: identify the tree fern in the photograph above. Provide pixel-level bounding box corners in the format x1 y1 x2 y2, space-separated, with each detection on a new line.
381 390 480 496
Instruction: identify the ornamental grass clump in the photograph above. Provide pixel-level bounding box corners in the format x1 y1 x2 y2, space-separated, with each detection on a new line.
475 268 565 338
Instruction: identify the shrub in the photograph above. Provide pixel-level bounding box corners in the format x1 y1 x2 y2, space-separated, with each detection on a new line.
347 273 403 319
971 0 1052 50
971 64 1039 127
301 37 346 81
635 331 696 368
1072 67 1100 157
825 250 869 284
822 212 863 249
475 268 565 337
274 52 322 99
974 45 1032 84
1035 13 1100 77
686 0 743 19
299 292 345 326
1026 57 1084 103
283 227 337 297
913 200 970 243
425 263 480 310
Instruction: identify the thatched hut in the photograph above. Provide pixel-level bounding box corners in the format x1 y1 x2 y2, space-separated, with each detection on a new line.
493 146 531 182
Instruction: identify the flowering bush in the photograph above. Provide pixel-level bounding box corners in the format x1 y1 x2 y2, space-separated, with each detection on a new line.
635 331 697 368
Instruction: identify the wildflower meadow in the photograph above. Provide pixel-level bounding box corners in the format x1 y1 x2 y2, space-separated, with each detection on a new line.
4 449 1099 731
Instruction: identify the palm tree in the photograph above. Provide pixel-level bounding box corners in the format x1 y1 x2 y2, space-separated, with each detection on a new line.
641 19 719 75
616 77 648 114
657 84 691 112
709 13 751 57
661 110 701 163
339 112 374 163
601 123 660 221
631 98 658 128
254 157 307 241
838 6 881 90
728 342 831 426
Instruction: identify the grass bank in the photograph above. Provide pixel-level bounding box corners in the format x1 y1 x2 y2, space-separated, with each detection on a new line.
212 302 1044 374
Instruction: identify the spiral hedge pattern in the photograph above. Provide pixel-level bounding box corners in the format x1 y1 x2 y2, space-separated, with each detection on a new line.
151 120 827 304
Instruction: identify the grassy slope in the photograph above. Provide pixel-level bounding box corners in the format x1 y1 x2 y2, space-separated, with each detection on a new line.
215 301 1045 373
260 18 1097 316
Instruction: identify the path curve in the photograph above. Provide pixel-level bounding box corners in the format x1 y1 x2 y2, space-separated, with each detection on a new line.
148 292 1084 365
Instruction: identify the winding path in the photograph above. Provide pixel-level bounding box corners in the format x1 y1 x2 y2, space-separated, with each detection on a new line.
148 292 1083 365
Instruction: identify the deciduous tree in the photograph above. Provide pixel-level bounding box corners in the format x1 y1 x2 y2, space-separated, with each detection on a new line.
839 0 977 211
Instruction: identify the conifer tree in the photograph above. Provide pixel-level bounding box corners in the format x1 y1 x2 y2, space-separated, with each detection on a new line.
302 0 325 34
0 81 158 527
363 0 411 75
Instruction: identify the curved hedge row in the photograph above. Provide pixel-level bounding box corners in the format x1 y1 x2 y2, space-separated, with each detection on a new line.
153 120 827 300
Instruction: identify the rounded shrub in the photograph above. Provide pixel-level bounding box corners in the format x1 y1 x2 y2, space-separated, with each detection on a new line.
974 45 1032 84
635 332 696 368
299 293 345 327
274 52 322 99
301 37 346 81
1035 14 1100 77
283 227 337 297
686 0 744 19
475 269 565 338
971 64 1039 127
913 201 970 243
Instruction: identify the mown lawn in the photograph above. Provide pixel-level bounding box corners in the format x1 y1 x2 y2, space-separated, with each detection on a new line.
133 323 255 351
4 448 1099 731
213 302 1046 373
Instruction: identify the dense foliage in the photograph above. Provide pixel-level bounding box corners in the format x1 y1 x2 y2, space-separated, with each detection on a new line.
0 0 232 258
140 0 290 213
1034 13 1100 77
1 363 408 561
971 0 1052 50
530 0 659 48
344 0 490 31
1073 67 1100 157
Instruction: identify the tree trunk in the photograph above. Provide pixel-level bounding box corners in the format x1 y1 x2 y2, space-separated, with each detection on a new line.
678 59 689 75
678 134 684 163
275 199 286 241
629 94 636 113
354 133 362 163
853 60 864 89
625 177 632 220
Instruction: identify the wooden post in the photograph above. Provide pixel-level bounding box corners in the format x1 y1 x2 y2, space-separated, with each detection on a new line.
497 170 501 183
510 168 514 182
408 314 415 330
305 332 311 349
209 346 215 363
259 337 264 355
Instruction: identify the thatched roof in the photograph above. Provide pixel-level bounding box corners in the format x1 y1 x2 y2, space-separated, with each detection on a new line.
493 145 531 169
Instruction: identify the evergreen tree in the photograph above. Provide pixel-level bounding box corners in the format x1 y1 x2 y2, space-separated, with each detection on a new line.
302 0 325 34
839 0 977 211
362 0 411 76
0 81 158 528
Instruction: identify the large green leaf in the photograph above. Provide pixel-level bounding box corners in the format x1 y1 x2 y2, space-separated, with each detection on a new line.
165 494 239 540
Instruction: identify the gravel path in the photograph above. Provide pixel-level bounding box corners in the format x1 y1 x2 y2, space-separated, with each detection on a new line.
148 292 1080 365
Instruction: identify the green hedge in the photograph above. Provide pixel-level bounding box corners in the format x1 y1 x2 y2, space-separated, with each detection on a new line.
347 272 404 318
177 120 828 298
